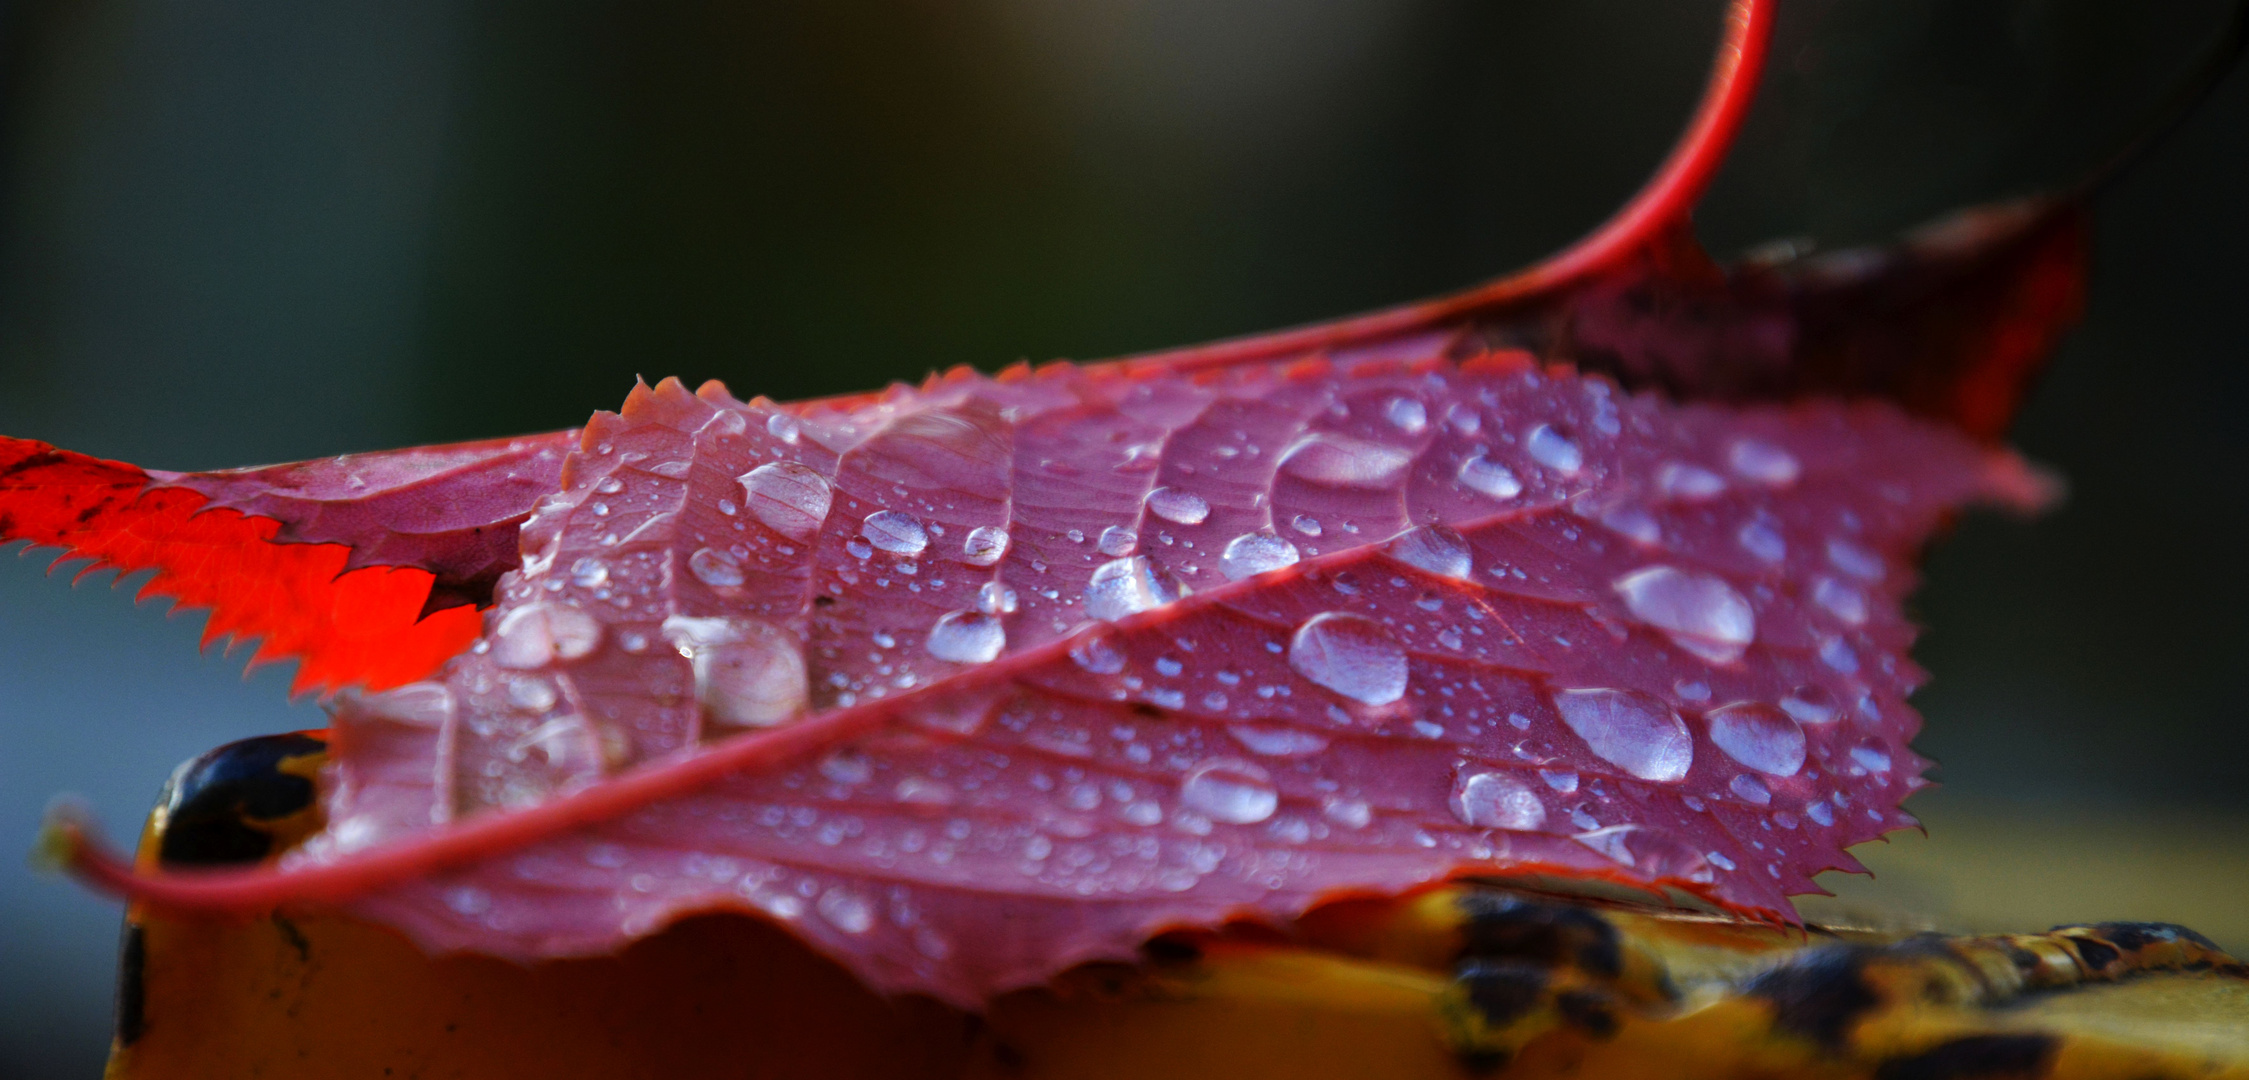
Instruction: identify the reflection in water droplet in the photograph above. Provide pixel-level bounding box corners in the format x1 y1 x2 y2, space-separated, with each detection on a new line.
1553 688 1693 782
1084 556 1188 621
1705 701 1806 776
1729 773 1772 805
1656 461 1727 502
1458 453 1523 499
667 616 808 728
1180 759 1279 824
689 547 746 588
862 511 928 555
1826 538 1884 581
1737 517 1787 564
1526 425 1582 473
1385 397 1428 434
1779 685 1839 725
1288 613 1409 707
1098 525 1138 557
1220 532 1301 581
1146 487 1211 525
1228 723 1329 757
962 525 1009 566
1278 433 1414 488
1453 771 1546 830
492 602 604 669
1613 566 1756 664
927 610 1006 663
739 462 832 540
1387 524 1473 580
1728 438 1800 486
976 581 1019 615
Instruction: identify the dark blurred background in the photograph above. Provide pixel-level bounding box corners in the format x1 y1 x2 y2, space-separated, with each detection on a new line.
1 1 2242 1075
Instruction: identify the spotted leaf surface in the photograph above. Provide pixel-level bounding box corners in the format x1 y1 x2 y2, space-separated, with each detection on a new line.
304 355 2041 1003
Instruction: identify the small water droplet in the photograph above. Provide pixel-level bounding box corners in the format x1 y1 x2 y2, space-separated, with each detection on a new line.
1387 524 1472 580
862 511 928 555
1812 577 1868 625
1458 453 1522 499
1526 425 1583 474
1779 685 1839 725
1097 525 1138 557
1288 612 1408 707
1613 566 1756 664
1728 773 1773 805
1819 636 1859 674
1849 740 1892 773
595 476 625 495
1656 461 1727 502
1084 556 1188 621
820 749 872 786
1322 796 1372 829
689 547 746 588
976 581 1019 615
1705 701 1806 776
766 412 802 444
1453 771 1546 830
717 498 738 516
1553 687 1693 782
668 617 809 728
1069 631 1128 674
1180 759 1279 824
962 525 1009 566
1291 514 1323 537
739 462 832 540
1728 438 1799 486
817 888 874 933
1826 538 1884 581
1146 487 1211 525
926 611 1006 663
506 676 558 713
1385 397 1428 434
1278 433 1413 488
1540 767 1579 793
569 557 610 588
1599 505 1661 546
1737 517 1787 564
1220 531 1301 580
492 602 604 669
1228 723 1329 757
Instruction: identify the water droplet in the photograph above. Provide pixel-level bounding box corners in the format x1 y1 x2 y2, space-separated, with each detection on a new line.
1728 438 1799 486
1097 525 1138 557
1737 517 1787 564
595 476 625 495
962 525 1009 566
1220 531 1300 580
1599 506 1662 546
1084 556 1188 621
1288 612 1408 707
739 462 831 540
820 749 872 785
492 602 604 669
1322 796 1372 829
1387 524 1472 580
1540 768 1580 793
1826 538 1884 581
1819 636 1859 674
569 557 610 588
1228 723 1329 757
1656 462 1727 502
1613 566 1756 664
1452 771 1546 830
1278 433 1414 488
1385 397 1428 434
1146 487 1210 525
1458 453 1522 499
1812 577 1868 625
926 610 1006 664
1179 759 1279 824
976 581 1019 615
670 617 809 728
1291 514 1323 537
1069 630 1128 674
689 547 746 588
817 888 874 934
1553 688 1693 782
862 511 928 555
765 412 803 444
1728 773 1772 805
506 676 558 713
1704 701 1806 776
1779 685 1839 725
1526 425 1583 474
1849 740 1892 773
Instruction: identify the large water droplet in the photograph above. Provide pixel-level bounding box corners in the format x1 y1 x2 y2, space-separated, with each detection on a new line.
1526 425 1583 474
1612 566 1756 664
1228 723 1330 757
678 618 809 728
739 462 831 540
1728 438 1800 486
1179 759 1279 824
1553 687 1693 782
1387 524 1472 580
492 602 604 669
688 546 746 588
1704 701 1806 776
862 511 928 555
1097 525 1138 557
962 525 1010 566
926 610 1006 664
1220 531 1301 580
1656 461 1726 502
1278 433 1414 488
1084 555 1188 621
1287 612 1408 707
1457 453 1522 499
1145 487 1210 525
1385 397 1428 434
1452 771 1547 830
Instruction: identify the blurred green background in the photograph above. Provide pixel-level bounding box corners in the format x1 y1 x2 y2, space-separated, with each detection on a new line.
2 1 2243 1075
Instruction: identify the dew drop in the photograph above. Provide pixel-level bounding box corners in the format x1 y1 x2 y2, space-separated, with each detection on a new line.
1612 566 1756 664
595 476 625 495
688 547 746 588
1812 577 1868 625
1656 461 1727 502
1097 525 1138 557
1728 438 1800 486
1452 771 1547 830
926 610 1006 664
569 557 610 588
1729 773 1773 805
1553 688 1693 782
820 749 872 786
1180 759 1279 824
1737 517 1787 564
1806 800 1835 826
1291 514 1323 537
1599 506 1662 546
492 602 603 669
1819 636 1859 674
1287 612 1408 707
1385 396 1428 434
1457 453 1522 499
1387 524 1472 580
1526 425 1582 474
962 525 1010 566
506 676 558 713
817 888 874 934
1322 796 1372 829
1704 701 1806 776
1084 556 1188 621
862 511 928 555
1779 685 1840 725
976 581 1019 615
1849 740 1893 773
739 462 832 540
766 412 803 444
1146 487 1210 525
1278 433 1414 488
1220 531 1301 581
1069 631 1128 675
1826 538 1884 581
1228 723 1329 757
669 617 809 728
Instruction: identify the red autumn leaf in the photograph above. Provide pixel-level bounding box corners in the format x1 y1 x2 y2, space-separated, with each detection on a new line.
24 0 2087 1006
